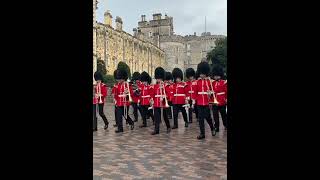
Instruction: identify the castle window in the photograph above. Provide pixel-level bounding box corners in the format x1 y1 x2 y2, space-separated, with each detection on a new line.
149 32 152 37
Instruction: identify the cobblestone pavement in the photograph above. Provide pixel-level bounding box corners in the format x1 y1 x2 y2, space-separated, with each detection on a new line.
93 103 227 180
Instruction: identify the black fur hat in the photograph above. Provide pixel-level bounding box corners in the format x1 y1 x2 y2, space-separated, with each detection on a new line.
172 68 183 81
116 69 128 80
212 66 224 77
185 68 195 79
147 74 152 84
195 70 200 79
94 71 103 81
131 72 141 81
154 67 165 80
197 62 210 76
139 71 149 82
165 72 173 81
113 70 118 79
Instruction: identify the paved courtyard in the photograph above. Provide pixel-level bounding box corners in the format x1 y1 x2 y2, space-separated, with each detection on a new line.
93 102 227 180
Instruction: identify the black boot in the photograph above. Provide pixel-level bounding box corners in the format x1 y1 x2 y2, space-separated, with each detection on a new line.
172 126 178 129
197 134 205 139
115 129 123 133
104 122 109 130
130 123 134 130
151 131 159 135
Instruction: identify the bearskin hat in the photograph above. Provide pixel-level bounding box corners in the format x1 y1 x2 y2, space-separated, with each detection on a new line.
211 66 224 77
113 70 118 79
116 69 128 80
165 72 173 81
154 67 165 80
197 61 210 76
131 72 141 81
139 71 149 82
172 68 183 81
195 70 200 79
185 68 195 79
147 74 152 84
94 71 103 81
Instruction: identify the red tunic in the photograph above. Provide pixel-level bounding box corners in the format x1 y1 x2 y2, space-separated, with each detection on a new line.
165 82 174 102
171 82 188 105
131 80 141 103
114 81 133 107
185 80 197 100
93 83 107 104
138 83 154 106
194 79 212 106
150 82 170 108
212 79 227 106
111 83 118 104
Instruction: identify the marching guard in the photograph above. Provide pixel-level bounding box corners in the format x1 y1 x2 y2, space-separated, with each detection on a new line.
185 68 197 123
194 62 216 139
114 69 134 133
93 71 109 131
171 68 189 129
211 66 227 132
164 72 174 119
130 72 141 122
137 71 154 127
150 67 171 135
111 70 119 127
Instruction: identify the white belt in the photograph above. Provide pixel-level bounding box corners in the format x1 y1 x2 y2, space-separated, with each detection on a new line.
141 95 150 98
174 94 185 96
198 92 208 95
118 94 127 97
188 91 194 93
155 95 165 97
216 92 225 95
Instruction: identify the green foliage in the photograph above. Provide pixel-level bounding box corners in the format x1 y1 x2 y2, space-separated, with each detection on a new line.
103 74 116 87
117 61 131 79
97 58 107 75
207 37 227 74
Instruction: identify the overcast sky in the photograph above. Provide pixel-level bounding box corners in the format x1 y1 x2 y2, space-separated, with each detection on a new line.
96 0 227 36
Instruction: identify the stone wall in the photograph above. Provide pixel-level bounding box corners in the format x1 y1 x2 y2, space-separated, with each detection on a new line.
96 21 165 77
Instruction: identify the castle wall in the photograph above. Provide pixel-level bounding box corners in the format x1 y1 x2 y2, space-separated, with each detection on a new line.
96 22 164 76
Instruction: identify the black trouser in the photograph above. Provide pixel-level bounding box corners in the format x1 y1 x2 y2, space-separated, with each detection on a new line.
188 100 194 122
154 107 171 133
194 104 198 119
198 105 214 136
131 102 139 121
116 106 134 131
173 104 188 128
167 101 173 119
114 105 118 126
139 105 154 126
93 103 109 130
212 105 227 130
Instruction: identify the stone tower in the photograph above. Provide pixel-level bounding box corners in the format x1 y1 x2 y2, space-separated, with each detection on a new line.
104 10 113 27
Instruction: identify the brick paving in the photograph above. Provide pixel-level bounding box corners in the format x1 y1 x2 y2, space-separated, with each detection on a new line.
93 102 227 179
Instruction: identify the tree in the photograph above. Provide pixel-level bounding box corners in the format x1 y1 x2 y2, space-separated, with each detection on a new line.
207 37 227 74
103 74 116 87
97 58 107 75
117 61 131 79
